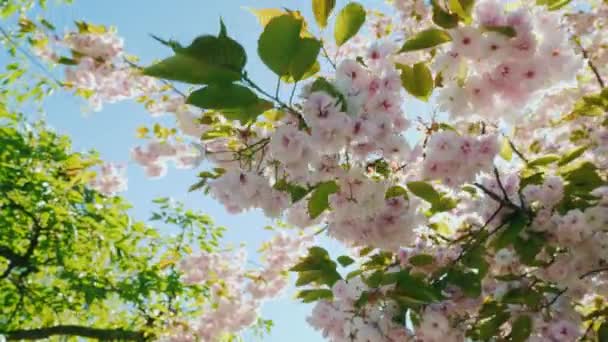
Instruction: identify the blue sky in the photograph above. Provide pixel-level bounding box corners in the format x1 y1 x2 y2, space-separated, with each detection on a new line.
5 0 385 340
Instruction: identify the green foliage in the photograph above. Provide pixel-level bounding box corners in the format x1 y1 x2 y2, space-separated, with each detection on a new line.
448 0 474 23
144 21 246 85
482 25 517 37
337 255 355 267
187 84 273 123
308 181 339 219
406 181 456 213
431 0 459 29
291 247 341 288
398 63 435 101
510 315 533 342
296 289 333 303
258 15 321 80
536 0 573 10
334 2 366 46
0 113 224 340
491 212 528 250
274 179 311 203
399 28 452 52
408 254 435 267
312 0 336 29
527 154 560 167
599 322 608 342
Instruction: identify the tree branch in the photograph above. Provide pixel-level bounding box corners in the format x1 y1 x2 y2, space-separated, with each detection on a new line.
3 325 147 341
575 39 605 89
579 267 608 280
1 199 46 279
473 183 520 211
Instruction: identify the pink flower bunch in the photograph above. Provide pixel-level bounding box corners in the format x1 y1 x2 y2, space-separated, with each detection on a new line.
422 131 499 187
131 141 203 178
176 232 312 341
88 162 127 195
433 0 582 120
308 276 408 342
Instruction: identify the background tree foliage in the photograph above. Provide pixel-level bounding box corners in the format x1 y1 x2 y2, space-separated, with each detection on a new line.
0 107 225 340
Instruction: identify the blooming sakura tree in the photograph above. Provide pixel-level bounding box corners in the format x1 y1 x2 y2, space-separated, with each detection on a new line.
3 0 608 340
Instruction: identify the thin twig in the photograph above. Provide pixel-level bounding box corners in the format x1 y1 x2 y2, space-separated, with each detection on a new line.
579 267 608 280
508 139 529 164
321 45 337 70
289 82 298 107
575 39 605 89
242 73 307 127
493 168 511 203
473 183 520 211
275 76 281 100
0 24 63 87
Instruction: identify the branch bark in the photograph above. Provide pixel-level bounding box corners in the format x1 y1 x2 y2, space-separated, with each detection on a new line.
3 325 147 341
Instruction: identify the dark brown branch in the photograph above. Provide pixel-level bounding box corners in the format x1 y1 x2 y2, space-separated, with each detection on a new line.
3 325 146 341
579 267 608 280
1 200 46 279
473 183 520 211
575 40 605 89
508 139 529 164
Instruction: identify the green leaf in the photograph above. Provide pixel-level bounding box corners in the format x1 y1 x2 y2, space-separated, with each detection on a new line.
477 312 510 340
308 181 339 218
561 161 605 195
187 84 271 123
258 15 321 80
188 84 258 109
310 77 347 111
513 233 544 266
431 0 459 29
528 154 560 167
289 38 322 81
499 137 513 161
461 245 490 277
492 212 528 250
502 288 543 308
296 289 333 303
448 0 474 23
282 61 320 83
57 57 78 65
520 171 544 189
145 22 246 85
445 268 482 297
385 185 408 199
334 2 366 46
511 315 532 342
398 63 434 101
291 247 341 287
558 145 588 166
598 322 608 342
337 255 355 267
407 181 440 205
312 0 336 28
482 25 517 38
536 0 572 10
274 179 311 202
409 254 435 267
393 271 444 303
400 28 452 52
258 15 303 76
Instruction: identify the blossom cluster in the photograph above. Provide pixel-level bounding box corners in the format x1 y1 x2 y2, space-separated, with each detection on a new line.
34 28 159 111
173 232 313 341
308 276 409 342
131 140 203 178
89 162 128 195
37 0 608 340
433 1 582 120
